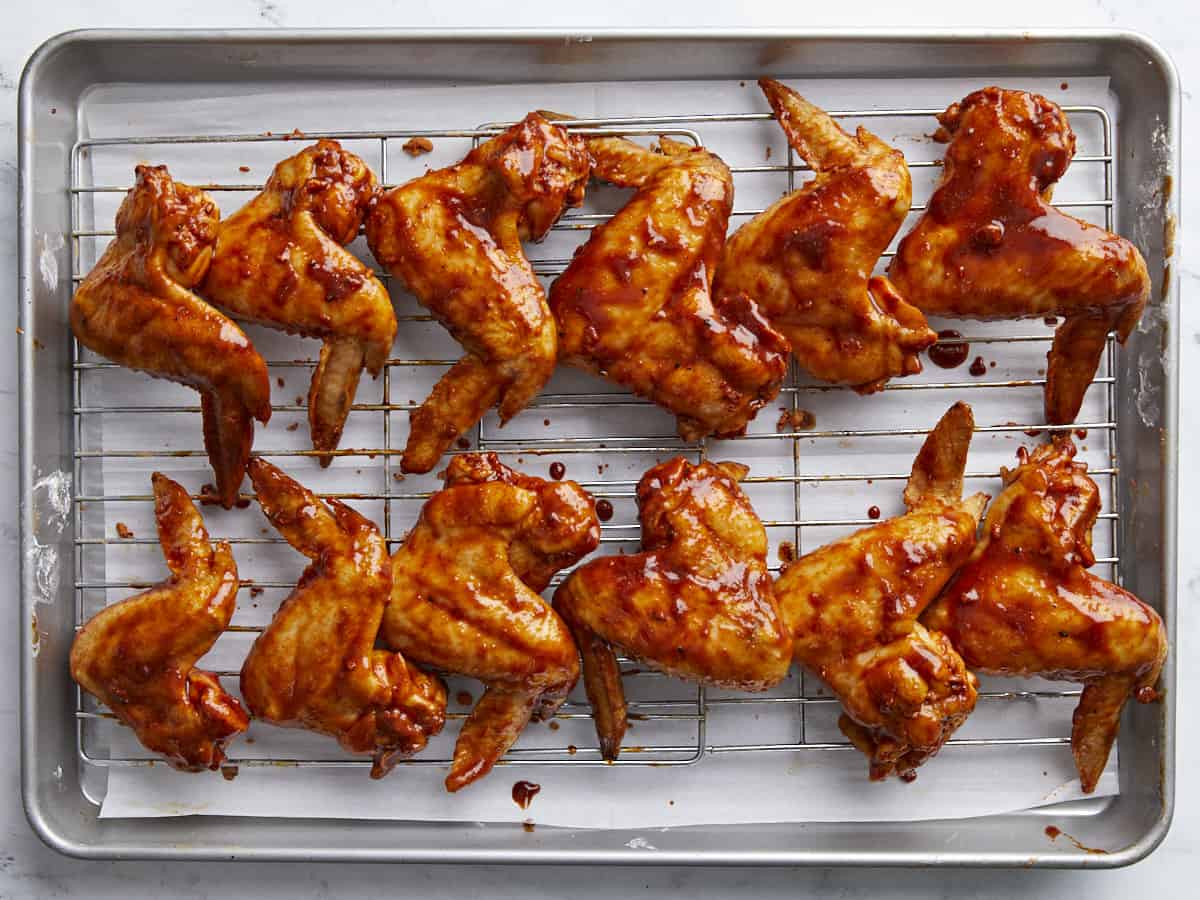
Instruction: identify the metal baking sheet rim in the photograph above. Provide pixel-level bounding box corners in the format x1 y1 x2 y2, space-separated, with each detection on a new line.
17 27 1180 866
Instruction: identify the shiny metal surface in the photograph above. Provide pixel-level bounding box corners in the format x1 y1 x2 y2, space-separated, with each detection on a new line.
19 28 1179 866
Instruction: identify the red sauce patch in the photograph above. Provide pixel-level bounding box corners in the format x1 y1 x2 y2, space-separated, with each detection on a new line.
596 499 614 522
867 506 881 520
549 462 566 480
968 356 987 376
928 330 969 369
1044 825 1107 854
512 780 541 809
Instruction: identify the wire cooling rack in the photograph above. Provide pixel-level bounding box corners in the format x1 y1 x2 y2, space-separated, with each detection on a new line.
67 102 1122 777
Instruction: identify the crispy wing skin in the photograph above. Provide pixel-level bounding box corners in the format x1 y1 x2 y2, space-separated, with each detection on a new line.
69 165 271 507
550 134 789 440
888 88 1150 424
240 460 446 777
553 458 793 759
386 453 597 792
775 403 988 780
202 140 396 464
922 438 1167 792
366 114 590 473
715 79 934 392
70 474 247 770
385 453 599 791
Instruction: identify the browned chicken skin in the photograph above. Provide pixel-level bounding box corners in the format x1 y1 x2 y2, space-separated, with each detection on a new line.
553 458 793 759
70 473 248 770
715 79 935 391
201 140 396 465
549 132 790 440
775 403 988 780
240 459 446 777
888 88 1150 424
922 438 1167 793
385 453 599 791
366 114 590 473
70 165 271 507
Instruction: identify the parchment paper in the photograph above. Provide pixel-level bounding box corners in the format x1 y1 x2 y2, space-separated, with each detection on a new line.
72 73 1124 825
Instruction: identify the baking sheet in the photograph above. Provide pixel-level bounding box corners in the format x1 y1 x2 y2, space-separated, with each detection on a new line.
71 74 1123 826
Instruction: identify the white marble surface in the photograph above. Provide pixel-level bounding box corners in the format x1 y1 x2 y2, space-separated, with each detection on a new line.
1 2 1194 896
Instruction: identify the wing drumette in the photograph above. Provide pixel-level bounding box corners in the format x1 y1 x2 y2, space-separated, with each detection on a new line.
240 460 446 777
366 115 590 473
888 88 1150 424
922 438 1167 792
70 165 271 507
549 132 789 439
553 458 793 759
385 453 599 791
70 474 248 770
774 403 988 780
714 79 934 391
202 140 396 464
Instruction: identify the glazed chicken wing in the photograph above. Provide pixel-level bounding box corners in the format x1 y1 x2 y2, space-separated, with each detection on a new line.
70 473 248 770
366 114 590 473
922 438 1167 793
553 458 793 759
240 460 446 777
202 140 396 464
888 88 1150 424
385 453 599 791
70 165 271 507
714 79 935 391
549 132 789 440
775 403 988 780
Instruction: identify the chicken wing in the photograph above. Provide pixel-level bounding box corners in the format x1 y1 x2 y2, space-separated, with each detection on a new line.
553 458 793 759
385 453 599 791
774 403 988 780
201 140 396 464
70 165 271 507
714 79 935 391
366 114 590 473
922 438 1166 793
888 88 1150 424
240 460 446 777
549 132 790 440
70 473 248 770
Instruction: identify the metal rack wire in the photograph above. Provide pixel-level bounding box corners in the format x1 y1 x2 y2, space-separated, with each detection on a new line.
68 103 1121 776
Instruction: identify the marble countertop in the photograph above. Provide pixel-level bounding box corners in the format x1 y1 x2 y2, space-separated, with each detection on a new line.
2 2 1194 896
